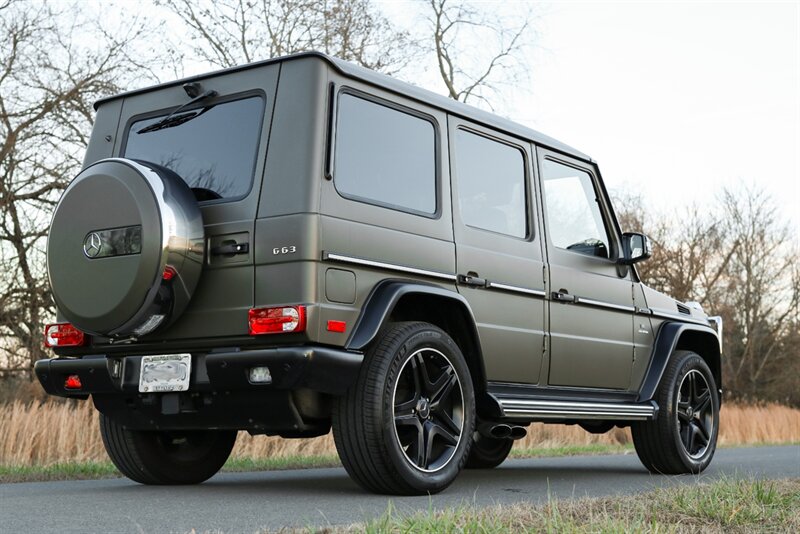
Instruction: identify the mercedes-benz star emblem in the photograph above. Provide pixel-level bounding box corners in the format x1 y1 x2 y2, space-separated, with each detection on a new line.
83 232 102 258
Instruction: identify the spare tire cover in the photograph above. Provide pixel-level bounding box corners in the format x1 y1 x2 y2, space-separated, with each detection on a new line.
47 158 205 337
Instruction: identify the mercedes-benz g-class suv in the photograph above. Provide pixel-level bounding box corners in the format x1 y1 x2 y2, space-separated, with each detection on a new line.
36 52 723 495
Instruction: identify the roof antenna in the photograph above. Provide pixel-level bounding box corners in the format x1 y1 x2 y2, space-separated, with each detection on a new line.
182 82 203 99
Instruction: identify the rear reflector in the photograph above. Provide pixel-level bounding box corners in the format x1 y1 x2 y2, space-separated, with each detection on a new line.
64 374 82 390
327 320 347 333
162 265 177 281
44 323 86 348
248 306 306 335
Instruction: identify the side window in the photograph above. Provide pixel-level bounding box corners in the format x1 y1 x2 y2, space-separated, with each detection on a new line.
541 159 610 258
455 129 527 238
334 93 436 215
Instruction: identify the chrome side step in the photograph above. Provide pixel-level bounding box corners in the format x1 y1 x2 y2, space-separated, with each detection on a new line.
497 398 657 421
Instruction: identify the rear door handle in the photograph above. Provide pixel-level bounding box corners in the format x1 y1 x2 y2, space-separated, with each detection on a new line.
210 242 249 256
458 274 488 288
552 290 576 303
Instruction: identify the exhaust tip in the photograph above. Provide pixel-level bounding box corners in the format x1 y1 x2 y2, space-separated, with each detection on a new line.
509 425 527 440
489 424 512 439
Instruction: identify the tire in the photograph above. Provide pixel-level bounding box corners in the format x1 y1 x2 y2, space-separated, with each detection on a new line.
332 321 475 495
99 414 236 484
632 350 719 474
465 433 513 469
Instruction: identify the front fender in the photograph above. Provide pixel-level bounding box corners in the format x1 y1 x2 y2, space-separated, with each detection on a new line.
637 321 721 402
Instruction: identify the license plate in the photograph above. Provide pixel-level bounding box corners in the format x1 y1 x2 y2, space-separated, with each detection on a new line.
138 354 191 393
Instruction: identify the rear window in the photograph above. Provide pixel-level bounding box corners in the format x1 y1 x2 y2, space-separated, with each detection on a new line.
334 93 436 215
124 95 264 201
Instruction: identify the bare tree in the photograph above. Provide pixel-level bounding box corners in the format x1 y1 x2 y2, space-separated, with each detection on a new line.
615 187 799 403
423 0 534 107
614 193 736 305
160 0 415 73
718 187 798 400
0 1 160 375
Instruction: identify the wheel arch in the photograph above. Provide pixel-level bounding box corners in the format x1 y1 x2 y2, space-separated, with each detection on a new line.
346 280 487 394
637 321 722 403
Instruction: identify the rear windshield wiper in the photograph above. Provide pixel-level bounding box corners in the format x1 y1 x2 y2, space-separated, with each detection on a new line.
137 88 218 135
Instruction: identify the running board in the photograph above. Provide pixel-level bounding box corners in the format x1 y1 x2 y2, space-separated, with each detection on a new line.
497 398 657 421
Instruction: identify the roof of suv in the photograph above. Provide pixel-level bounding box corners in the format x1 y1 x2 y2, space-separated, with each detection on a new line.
95 51 592 162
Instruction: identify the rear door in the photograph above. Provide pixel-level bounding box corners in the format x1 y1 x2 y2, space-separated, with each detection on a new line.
449 118 546 385
536 149 634 389
114 65 279 340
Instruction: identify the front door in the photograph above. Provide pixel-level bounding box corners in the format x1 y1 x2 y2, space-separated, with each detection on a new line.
537 149 634 390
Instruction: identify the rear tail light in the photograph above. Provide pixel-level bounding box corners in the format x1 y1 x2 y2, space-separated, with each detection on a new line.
44 323 87 348
249 306 306 335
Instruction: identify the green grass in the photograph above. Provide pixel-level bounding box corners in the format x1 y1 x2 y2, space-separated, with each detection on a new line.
0 461 120 483
510 443 634 458
222 454 341 473
0 454 342 484
349 478 800 533
0 444 636 484
0 442 791 484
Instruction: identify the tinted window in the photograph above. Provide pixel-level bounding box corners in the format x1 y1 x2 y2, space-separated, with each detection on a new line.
541 160 610 258
455 130 527 238
334 93 436 215
125 96 264 201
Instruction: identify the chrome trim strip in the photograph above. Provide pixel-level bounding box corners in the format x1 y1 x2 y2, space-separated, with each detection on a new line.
497 398 656 421
574 297 636 313
323 252 457 282
486 282 547 298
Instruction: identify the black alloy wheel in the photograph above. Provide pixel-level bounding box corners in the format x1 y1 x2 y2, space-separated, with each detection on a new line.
392 348 465 472
332 321 475 495
676 369 715 459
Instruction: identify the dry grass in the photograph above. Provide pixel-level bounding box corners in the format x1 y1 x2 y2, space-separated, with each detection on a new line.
0 400 798 466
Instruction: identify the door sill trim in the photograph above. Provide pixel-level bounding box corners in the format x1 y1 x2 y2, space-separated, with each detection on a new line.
495 397 657 421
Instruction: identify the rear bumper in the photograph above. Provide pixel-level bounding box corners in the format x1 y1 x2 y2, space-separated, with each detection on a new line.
35 345 363 399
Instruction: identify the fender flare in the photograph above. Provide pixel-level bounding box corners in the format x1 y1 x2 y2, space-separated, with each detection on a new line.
637 321 721 402
346 280 478 349
344 279 486 383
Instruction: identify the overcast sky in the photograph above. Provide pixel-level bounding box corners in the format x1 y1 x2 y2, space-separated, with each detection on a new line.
147 0 800 235
496 1 799 234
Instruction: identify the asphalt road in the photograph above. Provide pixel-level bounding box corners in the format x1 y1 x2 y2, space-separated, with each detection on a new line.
2 446 797 533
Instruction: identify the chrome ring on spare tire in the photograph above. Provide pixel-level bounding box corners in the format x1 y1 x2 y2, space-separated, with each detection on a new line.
391 348 465 473
675 369 715 459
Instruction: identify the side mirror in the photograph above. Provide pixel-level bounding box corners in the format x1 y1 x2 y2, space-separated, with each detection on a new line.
619 232 652 264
